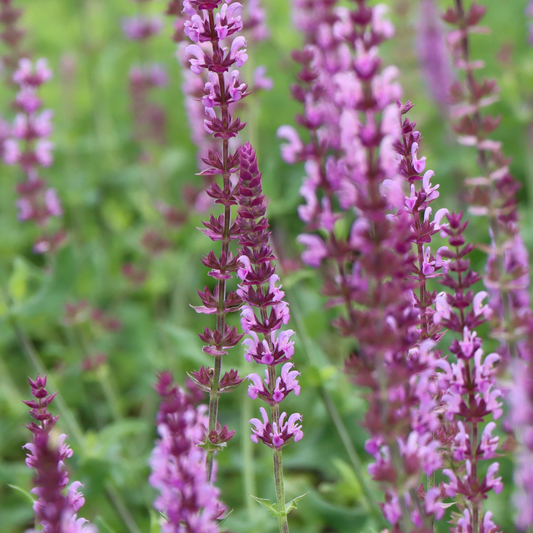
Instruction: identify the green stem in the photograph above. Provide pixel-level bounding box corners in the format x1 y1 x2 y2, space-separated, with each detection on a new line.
273 446 289 533
104 482 143 533
206 353 222 479
268 364 289 533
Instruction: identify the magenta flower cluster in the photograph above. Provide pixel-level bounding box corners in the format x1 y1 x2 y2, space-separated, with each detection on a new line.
169 0 270 206
435 212 504 532
3 58 64 254
23 375 96 533
122 0 168 147
149 373 226 533
236 142 302 449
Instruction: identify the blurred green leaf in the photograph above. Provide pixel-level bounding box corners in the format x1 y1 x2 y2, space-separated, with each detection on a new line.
7 484 35 505
250 495 280 518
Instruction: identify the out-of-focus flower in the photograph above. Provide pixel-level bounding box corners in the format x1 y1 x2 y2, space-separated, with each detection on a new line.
4 58 64 254
122 15 163 40
149 372 226 533
23 375 96 533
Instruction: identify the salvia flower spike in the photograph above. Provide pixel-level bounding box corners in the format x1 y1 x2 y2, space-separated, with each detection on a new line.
284 0 446 528
436 212 504 533
442 3 533 526
4 58 65 254
0 0 27 84
177 0 252 481
23 375 96 533
443 0 532 360
236 142 302 533
149 372 227 533
123 0 167 147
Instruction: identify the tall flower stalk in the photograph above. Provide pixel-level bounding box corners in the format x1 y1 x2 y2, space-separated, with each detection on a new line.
435 212 504 533
416 0 453 109
442 3 533 526
178 0 250 481
3 58 65 254
149 372 226 533
508 325 533 530
168 0 271 210
23 375 96 533
122 0 167 148
442 0 531 360
282 1 447 528
236 142 302 533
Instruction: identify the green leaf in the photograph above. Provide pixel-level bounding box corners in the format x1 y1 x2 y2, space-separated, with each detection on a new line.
7 484 35 505
149 510 163 533
8 257 31 304
95 516 119 533
285 491 310 514
250 495 280 518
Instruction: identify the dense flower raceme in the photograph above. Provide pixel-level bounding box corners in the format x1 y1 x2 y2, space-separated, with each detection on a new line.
235 142 302 448
435 212 504 533
442 1 532 359
174 0 252 480
280 0 399 273
149 372 226 533
443 4 533 527
283 1 445 528
393 102 449 345
23 375 96 533
235 142 301 533
121 1 167 147
168 0 271 210
415 0 453 107
509 326 533 529
3 58 65 254
128 63 168 146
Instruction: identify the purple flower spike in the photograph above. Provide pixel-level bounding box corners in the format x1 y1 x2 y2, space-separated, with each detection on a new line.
284 1 453 529
149 373 226 533
4 58 65 254
122 15 163 40
235 142 301 417
168 0 253 482
509 326 533 529
23 375 96 533
416 0 453 107
436 212 504 532
0 0 28 83
235 142 302 530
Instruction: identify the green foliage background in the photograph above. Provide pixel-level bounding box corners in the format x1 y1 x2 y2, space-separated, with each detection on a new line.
0 0 531 532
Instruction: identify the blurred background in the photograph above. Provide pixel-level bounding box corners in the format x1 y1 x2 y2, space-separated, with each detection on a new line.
0 0 531 531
